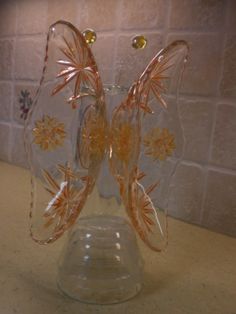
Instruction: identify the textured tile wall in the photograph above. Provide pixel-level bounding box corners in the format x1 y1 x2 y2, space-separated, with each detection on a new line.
0 0 235 237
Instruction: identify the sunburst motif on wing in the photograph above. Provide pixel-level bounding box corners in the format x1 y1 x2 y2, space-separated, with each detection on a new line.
132 168 159 233
138 53 175 113
143 127 176 161
137 181 159 232
33 115 66 151
52 33 99 108
42 164 89 229
79 108 107 168
111 121 135 164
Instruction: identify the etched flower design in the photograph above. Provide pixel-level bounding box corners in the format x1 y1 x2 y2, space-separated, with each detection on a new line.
52 33 98 108
137 182 159 232
143 127 176 161
19 89 33 120
79 109 107 168
33 115 66 151
130 168 159 234
139 54 174 113
112 122 135 164
42 164 88 228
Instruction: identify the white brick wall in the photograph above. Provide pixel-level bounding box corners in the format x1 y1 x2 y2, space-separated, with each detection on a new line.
0 0 235 236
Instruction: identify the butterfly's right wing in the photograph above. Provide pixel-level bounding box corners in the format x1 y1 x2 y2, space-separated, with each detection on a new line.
110 41 189 251
127 40 189 251
25 21 107 244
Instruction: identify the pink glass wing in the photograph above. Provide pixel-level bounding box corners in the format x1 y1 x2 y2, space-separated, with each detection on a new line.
25 21 107 244
126 41 189 251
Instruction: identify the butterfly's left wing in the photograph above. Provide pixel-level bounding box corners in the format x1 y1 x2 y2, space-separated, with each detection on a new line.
110 41 189 251
25 21 107 244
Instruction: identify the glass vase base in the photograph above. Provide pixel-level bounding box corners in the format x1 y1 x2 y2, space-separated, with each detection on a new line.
57 215 144 304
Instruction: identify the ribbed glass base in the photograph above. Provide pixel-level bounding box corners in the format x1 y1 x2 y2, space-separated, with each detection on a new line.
57 215 143 304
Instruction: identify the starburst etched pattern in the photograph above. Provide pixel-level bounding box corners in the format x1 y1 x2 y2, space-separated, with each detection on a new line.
111 122 135 164
42 164 89 229
143 127 176 161
33 115 66 151
137 183 159 232
52 31 100 108
138 53 175 113
130 169 158 232
127 168 165 252
79 108 107 168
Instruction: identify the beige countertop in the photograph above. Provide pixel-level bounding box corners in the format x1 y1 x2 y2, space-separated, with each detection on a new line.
0 161 235 314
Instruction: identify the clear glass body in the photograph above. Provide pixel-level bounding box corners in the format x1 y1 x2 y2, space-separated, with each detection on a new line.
57 215 143 304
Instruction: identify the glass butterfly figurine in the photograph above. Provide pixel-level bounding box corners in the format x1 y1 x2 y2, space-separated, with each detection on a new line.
25 20 189 253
